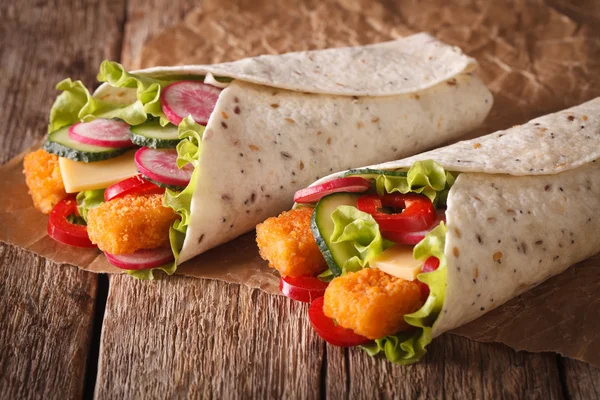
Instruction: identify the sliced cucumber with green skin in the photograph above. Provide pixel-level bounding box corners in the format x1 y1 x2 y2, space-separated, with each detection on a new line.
43 127 129 162
341 168 408 180
311 193 360 277
140 174 185 191
130 120 181 149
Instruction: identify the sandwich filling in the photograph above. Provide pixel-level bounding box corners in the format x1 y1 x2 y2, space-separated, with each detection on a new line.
257 160 453 364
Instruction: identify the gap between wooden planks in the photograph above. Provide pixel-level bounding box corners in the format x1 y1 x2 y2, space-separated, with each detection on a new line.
0 0 599 398
0 0 127 398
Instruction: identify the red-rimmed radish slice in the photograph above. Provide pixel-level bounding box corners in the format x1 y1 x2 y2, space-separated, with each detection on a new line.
161 81 222 125
294 177 371 203
105 247 174 270
47 196 96 248
134 148 194 188
280 275 329 303
68 119 132 148
382 209 446 245
104 174 165 202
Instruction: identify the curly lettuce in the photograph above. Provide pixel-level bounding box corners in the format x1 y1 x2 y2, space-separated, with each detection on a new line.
318 206 394 280
161 116 205 273
373 160 455 207
48 60 182 133
96 61 175 126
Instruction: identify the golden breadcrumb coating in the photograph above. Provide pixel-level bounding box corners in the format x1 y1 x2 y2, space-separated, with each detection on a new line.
87 194 177 254
23 149 68 214
256 207 327 277
323 268 423 339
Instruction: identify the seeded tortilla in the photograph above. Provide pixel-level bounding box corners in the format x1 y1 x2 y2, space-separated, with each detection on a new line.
95 33 493 263
307 97 600 336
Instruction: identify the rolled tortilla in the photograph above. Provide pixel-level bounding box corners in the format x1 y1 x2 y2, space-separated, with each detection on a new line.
94 33 492 265
306 97 600 345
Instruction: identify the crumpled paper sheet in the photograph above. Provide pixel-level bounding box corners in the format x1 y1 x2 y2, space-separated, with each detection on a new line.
1 0 599 365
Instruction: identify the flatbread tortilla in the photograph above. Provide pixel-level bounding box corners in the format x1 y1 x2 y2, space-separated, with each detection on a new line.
94 33 493 265
307 97 600 336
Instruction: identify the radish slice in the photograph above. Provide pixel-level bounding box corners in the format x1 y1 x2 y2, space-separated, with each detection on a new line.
68 119 132 148
134 147 194 188
382 209 446 245
161 81 222 125
294 177 371 203
105 248 174 270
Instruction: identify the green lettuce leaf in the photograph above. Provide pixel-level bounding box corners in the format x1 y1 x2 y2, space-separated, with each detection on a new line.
329 206 394 274
174 116 204 168
75 189 105 223
163 116 205 270
360 222 447 364
373 160 455 206
48 60 182 133
48 79 135 132
126 262 178 280
96 60 174 126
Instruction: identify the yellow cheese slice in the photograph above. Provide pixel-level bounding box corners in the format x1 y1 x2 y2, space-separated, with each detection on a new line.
59 150 139 193
370 245 423 281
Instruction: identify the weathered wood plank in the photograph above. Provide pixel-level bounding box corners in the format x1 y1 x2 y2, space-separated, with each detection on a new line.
0 0 127 398
560 357 600 400
0 244 97 399
95 275 324 398
0 0 127 162
326 334 563 399
120 0 197 68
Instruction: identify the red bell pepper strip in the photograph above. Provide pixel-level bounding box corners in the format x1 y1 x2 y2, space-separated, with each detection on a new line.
47 197 96 248
104 174 165 202
280 275 329 303
356 193 436 233
381 209 446 245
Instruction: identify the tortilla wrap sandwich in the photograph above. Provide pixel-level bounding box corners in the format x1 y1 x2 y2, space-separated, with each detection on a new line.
23 33 492 278
256 98 600 364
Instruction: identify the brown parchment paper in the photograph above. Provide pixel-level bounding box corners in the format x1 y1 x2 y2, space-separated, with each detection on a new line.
1 0 599 365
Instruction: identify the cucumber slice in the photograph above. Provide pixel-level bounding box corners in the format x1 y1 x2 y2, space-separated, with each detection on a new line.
43 127 128 162
130 121 181 149
311 193 361 277
342 168 408 180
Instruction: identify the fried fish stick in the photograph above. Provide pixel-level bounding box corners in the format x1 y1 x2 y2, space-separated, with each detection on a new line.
87 194 177 254
323 268 423 340
256 208 327 277
23 149 67 214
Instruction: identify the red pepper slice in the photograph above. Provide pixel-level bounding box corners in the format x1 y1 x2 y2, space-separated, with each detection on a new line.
381 209 446 245
419 256 440 302
356 193 436 233
47 197 96 248
308 297 371 347
280 275 329 303
104 174 165 202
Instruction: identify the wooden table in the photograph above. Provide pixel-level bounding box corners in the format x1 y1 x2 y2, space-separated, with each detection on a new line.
1 0 599 398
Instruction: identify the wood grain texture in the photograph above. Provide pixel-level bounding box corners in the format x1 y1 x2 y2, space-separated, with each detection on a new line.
0 244 97 399
0 0 126 398
326 334 563 399
560 357 600 400
121 0 197 68
0 0 127 163
95 275 323 398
